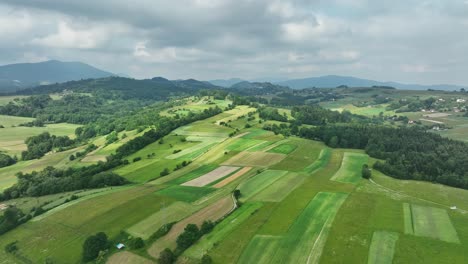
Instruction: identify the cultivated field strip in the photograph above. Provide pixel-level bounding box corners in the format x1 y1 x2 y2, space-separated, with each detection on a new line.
126 202 194 239
156 185 215 202
225 138 266 152
213 166 252 188
222 151 286 167
303 148 331 174
237 235 283 264
330 152 368 184
252 172 305 202
147 196 234 258
182 166 240 187
404 203 460 243
238 192 348 264
183 202 264 260
238 170 288 201
166 138 222 159
367 231 399 264
268 143 298 154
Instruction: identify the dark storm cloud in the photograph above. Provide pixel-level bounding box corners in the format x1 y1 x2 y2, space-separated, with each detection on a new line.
0 0 467 85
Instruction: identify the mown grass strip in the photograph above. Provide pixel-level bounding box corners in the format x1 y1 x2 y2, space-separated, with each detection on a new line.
411 204 460 243
156 185 215 203
252 173 305 202
267 143 298 154
367 231 399 264
237 235 282 264
330 152 368 184
403 203 414 235
303 148 331 174
238 170 288 201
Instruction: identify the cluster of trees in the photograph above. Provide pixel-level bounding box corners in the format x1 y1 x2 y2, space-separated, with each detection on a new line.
82 232 109 262
299 125 468 189
176 221 215 252
69 144 98 161
291 105 356 125
0 207 26 235
21 132 75 160
0 153 16 168
1 159 127 200
159 221 215 264
258 107 288 122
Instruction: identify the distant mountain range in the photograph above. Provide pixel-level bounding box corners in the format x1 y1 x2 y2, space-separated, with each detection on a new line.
209 75 466 90
0 60 115 92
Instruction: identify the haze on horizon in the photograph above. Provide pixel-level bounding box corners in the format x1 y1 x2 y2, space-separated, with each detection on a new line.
0 0 467 85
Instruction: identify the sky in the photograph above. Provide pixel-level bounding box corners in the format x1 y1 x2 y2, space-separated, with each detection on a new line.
0 0 467 85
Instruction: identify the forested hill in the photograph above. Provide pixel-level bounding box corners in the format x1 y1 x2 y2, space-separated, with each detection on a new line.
14 77 221 100
0 60 114 92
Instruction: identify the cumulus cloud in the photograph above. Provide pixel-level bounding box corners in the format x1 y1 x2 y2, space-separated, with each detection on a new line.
0 0 466 85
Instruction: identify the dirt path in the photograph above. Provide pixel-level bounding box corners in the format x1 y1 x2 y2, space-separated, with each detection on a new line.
107 251 154 264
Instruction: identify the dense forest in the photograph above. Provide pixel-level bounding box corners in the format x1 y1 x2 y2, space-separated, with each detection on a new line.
298 124 468 189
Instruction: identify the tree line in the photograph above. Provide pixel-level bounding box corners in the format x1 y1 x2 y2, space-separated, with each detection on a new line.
0 158 127 200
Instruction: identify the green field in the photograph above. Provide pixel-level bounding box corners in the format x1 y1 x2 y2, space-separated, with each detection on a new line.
238 170 288 201
303 148 332 173
330 152 368 184
0 96 28 106
268 143 297 154
404 203 460 243
241 129 270 139
237 235 282 264
0 121 79 155
247 140 275 151
239 192 348 263
115 158 181 183
0 186 171 263
225 138 265 152
156 185 216 202
271 138 324 171
367 231 399 264
252 172 304 202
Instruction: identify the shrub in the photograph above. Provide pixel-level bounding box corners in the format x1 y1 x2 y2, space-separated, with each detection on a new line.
4 241 18 253
82 232 109 262
158 248 175 264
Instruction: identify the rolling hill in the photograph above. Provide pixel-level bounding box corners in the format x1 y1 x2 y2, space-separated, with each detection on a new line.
276 75 466 90
209 75 466 91
0 60 114 92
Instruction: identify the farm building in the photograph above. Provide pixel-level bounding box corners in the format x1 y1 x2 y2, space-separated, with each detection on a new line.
116 243 125 249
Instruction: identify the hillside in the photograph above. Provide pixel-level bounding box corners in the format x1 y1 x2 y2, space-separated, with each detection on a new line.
0 60 114 92
16 76 221 100
275 75 466 90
